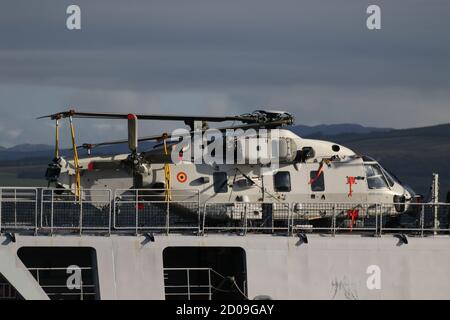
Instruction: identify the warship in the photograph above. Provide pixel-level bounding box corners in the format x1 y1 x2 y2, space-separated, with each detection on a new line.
1 109 449 300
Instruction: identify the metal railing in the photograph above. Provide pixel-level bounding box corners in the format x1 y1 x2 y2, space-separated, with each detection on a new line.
0 187 38 232
0 282 19 300
164 268 214 300
291 202 381 234
114 189 200 233
1 187 450 236
163 267 246 300
41 188 111 233
379 202 450 236
202 202 291 234
203 202 450 236
28 267 97 300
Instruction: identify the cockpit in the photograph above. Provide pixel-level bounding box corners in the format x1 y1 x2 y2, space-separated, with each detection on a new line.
362 155 420 208
362 156 401 190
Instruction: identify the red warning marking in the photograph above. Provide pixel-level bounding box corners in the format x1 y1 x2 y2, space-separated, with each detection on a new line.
346 176 357 197
347 209 359 232
177 172 187 183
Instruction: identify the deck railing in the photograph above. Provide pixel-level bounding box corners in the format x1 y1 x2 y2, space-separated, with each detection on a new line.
164 268 215 300
0 282 19 300
0 187 38 233
113 188 200 233
163 267 247 300
0 187 449 236
28 267 97 300
41 189 111 233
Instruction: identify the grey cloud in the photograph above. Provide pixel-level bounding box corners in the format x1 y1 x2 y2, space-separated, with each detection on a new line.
0 0 449 146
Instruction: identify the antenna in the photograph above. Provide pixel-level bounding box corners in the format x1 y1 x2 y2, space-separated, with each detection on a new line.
431 173 439 234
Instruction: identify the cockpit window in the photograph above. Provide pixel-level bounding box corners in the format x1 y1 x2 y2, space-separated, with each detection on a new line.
381 167 402 187
383 171 395 187
365 164 389 189
381 168 395 187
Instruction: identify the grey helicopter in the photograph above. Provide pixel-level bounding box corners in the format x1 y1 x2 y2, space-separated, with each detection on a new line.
40 109 420 229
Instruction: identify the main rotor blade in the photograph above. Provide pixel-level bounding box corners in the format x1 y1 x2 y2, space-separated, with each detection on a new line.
38 110 259 123
141 152 174 163
78 132 170 150
78 119 290 150
88 160 125 171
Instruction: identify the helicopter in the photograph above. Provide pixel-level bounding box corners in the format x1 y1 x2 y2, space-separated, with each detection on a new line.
40 109 419 226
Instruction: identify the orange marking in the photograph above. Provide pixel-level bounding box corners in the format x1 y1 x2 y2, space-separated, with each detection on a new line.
177 172 187 183
347 209 359 232
346 176 357 197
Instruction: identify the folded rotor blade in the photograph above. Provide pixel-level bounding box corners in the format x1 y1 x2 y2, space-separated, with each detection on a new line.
38 110 257 123
128 114 138 153
141 152 174 163
78 119 289 151
87 160 125 171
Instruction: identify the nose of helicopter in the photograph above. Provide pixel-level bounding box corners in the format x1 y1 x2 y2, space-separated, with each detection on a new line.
402 183 424 204
404 188 412 200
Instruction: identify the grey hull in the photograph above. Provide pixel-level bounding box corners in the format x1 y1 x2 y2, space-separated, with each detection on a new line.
1 234 450 300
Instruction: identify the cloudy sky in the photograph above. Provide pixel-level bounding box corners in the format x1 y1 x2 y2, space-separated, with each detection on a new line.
0 0 449 147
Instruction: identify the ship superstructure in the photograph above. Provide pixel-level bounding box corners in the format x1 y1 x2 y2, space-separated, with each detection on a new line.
1 109 449 300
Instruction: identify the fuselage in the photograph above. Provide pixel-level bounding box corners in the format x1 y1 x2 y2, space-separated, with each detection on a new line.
54 129 413 216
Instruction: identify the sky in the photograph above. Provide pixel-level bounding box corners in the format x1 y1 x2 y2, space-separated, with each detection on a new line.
0 0 449 147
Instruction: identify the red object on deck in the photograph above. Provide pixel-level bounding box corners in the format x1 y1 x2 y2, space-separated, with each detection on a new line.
347 209 359 232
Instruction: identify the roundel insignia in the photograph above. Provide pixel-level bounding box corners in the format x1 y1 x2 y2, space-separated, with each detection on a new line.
177 172 187 183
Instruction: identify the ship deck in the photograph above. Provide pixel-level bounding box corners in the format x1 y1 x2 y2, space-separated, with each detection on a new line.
1 186 450 300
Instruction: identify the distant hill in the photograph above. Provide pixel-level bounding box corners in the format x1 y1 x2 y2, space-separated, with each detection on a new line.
291 124 390 137
308 123 450 142
7 144 54 152
0 144 52 161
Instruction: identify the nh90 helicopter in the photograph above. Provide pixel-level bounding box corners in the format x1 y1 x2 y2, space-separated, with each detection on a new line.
41 109 419 227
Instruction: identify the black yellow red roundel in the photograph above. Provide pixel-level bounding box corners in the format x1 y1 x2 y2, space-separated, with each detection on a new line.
176 172 187 183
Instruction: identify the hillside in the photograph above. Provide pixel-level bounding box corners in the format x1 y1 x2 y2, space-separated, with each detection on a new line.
291 123 390 136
